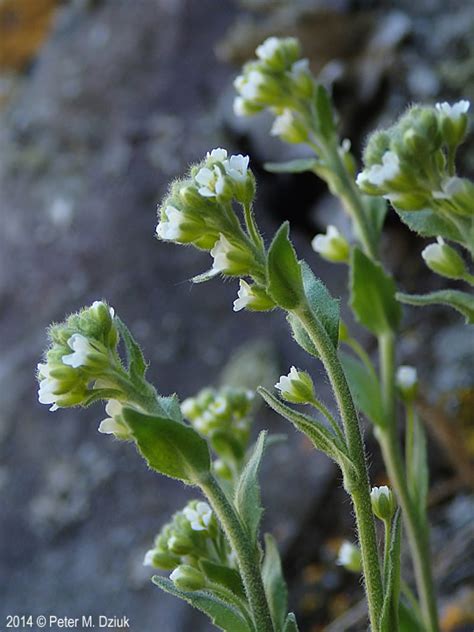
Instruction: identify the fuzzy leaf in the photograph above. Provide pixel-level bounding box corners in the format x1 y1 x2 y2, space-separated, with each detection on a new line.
258 387 355 474
396 290 474 324
262 534 288 632
399 600 424 632
267 222 303 309
340 352 384 427
283 613 300 632
199 560 246 600
155 394 183 423
234 431 267 544
116 317 147 381
381 510 402 632
350 247 401 335
396 208 464 243
264 158 318 174
364 196 388 244
314 84 336 139
210 429 245 461
153 577 252 632
300 261 339 349
287 313 319 357
123 408 210 484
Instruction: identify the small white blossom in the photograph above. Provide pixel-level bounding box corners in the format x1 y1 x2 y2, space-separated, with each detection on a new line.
396 366 418 391
255 37 280 61
37 363 61 411
275 366 300 394
206 147 228 162
224 154 249 182
238 70 266 101
98 400 123 435
195 166 226 198
370 485 396 520
290 58 309 77
270 109 295 137
91 300 115 319
233 279 253 312
361 151 401 187
421 236 445 266
183 502 212 531
210 234 233 274
432 176 464 200
143 550 156 567
156 205 186 240
62 333 94 368
435 100 470 120
311 225 349 262
337 541 361 572
370 485 391 504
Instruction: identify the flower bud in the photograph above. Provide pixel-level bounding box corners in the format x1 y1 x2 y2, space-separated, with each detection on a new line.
270 109 308 144
183 501 213 533
170 565 206 591
98 400 133 440
213 458 233 480
370 485 397 521
396 366 418 401
275 366 315 404
336 541 361 573
255 36 301 71
233 280 275 312
421 237 467 280
210 234 257 277
436 100 470 148
143 548 180 571
311 225 350 263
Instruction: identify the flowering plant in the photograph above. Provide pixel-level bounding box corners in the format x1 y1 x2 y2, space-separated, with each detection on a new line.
37 36 473 631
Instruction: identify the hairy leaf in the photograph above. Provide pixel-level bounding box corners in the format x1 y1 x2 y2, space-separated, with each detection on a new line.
397 290 474 324
340 352 384 427
267 222 303 309
264 158 318 174
396 208 464 244
262 534 288 632
199 560 246 600
381 510 402 632
116 317 147 381
283 613 300 632
300 261 339 349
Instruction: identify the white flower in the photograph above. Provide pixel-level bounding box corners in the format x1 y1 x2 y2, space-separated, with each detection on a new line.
370 485 391 504
396 366 418 391
62 333 94 368
432 176 464 200
156 205 185 240
37 363 61 411
210 234 233 274
290 58 309 77
435 100 470 120
239 70 266 100
195 166 226 198
224 154 249 182
256 37 280 61
206 147 228 162
421 236 445 266
362 151 401 187
370 485 396 520
311 225 349 262
233 279 253 312
275 366 315 403
183 502 213 531
98 400 123 435
91 300 115 319
336 541 361 572
143 550 156 567
270 109 295 137
275 366 299 394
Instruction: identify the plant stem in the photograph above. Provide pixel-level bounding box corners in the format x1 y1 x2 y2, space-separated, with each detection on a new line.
201 474 274 632
378 333 439 632
295 303 383 631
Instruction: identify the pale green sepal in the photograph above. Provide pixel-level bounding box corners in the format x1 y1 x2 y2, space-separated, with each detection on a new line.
123 408 211 484
340 352 385 427
396 289 474 324
234 431 267 545
380 509 402 632
262 533 288 632
152 577 253 632
350 247 401 335
264 158 318 174
267 222 303 309
283 612 300 632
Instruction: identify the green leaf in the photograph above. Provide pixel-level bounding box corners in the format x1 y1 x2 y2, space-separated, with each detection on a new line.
116 317 147 381
262 534 288 632
199 560 246 600
155 394 183 423
364 195 388 244
123 408 210 484
350 247 401 335
266 222 303 309
314 84 336 139
396 290 474 324
257 387 355 474
340 352 384 427
399 600 424 632
287 313 318 357
264 158 318 174
407 413 429 522
210 429 245 461
234 431 267 544
396 208 464 244
283 612 300 632
153 577 252 632
381 510 402 632
300 261 339 349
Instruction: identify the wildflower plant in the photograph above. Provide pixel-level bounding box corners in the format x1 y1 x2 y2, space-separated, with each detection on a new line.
36 35 474 632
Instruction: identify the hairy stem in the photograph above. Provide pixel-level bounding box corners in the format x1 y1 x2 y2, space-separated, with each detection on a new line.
295 303 383 631
201 474 274 632
378 334 439 632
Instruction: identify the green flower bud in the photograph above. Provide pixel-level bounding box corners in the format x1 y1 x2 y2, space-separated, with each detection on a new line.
336 541 362 573
436 100 470 148
270 108 308 144
362 130 392 166
213 458 233 480
232 280 275 312
170 565 206 591
396 365 418 402
255 36 301 72
209 234 258 277
370 485 397 521
421 237 467 280
143 548 180 571
311 225 350 263
275 366 315 404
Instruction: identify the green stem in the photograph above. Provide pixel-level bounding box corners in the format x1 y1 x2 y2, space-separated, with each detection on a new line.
382 518 391 589
295 303 383 631
309 397 346 446
378 334 439 632
201 474 274 632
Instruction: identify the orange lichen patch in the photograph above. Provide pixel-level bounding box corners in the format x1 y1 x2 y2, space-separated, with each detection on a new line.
0 0 59 71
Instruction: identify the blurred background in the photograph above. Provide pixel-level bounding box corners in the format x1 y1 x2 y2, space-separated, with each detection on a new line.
0 0 473 630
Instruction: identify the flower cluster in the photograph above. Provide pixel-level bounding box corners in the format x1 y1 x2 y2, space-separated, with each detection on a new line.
37 301 121 412
357 101 472 216
144 500 235 591
181 387 255 478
